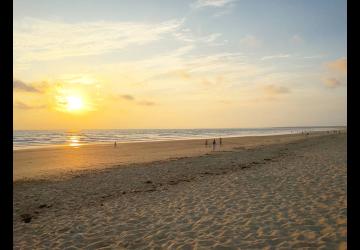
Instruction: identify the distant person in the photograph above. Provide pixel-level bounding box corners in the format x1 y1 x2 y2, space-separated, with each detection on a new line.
114 141 117 148
219 137 222 147
205 139 208 148
212 139 216 151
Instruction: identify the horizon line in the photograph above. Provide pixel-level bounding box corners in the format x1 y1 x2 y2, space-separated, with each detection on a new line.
13 125 347 131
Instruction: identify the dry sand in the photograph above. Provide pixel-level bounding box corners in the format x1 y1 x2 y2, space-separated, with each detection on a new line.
13 131 347 249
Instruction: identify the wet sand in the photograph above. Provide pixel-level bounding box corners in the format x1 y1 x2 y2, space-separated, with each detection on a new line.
14 131 337 181
13 131 347 249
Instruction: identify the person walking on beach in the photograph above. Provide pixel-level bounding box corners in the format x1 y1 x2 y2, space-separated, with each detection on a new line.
212 139 216 151
205 139 208 148
219 137 222 147
114 141 117 148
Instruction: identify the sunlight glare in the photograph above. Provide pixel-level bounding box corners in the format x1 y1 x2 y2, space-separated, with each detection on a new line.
66 96 84 112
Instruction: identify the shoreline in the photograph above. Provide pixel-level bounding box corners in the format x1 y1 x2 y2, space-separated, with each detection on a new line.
13 127 346 151
13 131 302 152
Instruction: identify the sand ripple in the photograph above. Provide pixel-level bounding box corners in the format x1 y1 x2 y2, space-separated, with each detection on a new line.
14 133 347 249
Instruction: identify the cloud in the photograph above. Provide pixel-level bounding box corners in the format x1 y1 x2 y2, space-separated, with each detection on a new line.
14 17 184 63
212 4 235 17
263 84 291 95
303 54 324 59
138 101 156 106
202 33 222 43
261 54 291 61
172 69 192 80
13 79 41 93
120 94 135 101
325 57 347 74
58 74 99 85
190 0 237 17
290 34 304 44
201 75 225 86
191 0 237 8
173 30 224 46
14 101 46 109
240 35 262 48
116 94 154 105
322 78 344 88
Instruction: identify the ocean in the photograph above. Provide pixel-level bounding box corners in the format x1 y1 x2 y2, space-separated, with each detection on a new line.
13 127 344 150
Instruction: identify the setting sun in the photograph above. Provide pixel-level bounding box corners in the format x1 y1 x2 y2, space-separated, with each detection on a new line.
66 96 84 111
53 87 95 114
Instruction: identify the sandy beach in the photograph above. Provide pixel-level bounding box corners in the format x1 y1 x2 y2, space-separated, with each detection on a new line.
14 131 347 249
14 131 339 181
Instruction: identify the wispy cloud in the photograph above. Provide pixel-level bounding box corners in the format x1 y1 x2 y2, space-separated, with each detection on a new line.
173 30 224 46
58 74 100 85
303 54 325 59
321 57 347 89
191 0 237 8
120 94 135 101
263 84 291 95
104 50 270 92
322 78 344 88
171 69 192 80
212 7 234 18
240 35 262 48
261 54 291 61
290 34 304 44
325 57 347 74
201 75 226 86
202 33 222 43
14 101 46 109
115 93 155 106
14 17 184 63
138 101 156 106
13 79 41 93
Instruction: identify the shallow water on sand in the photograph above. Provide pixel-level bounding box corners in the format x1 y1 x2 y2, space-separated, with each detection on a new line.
13 126 343 150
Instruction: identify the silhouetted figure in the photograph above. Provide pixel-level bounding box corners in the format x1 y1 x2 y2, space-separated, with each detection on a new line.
219 138 222 147
212 139 216 151
205 139 208 148
114 141 117 148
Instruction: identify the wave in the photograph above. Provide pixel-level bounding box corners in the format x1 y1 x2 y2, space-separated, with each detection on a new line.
13 127 344 150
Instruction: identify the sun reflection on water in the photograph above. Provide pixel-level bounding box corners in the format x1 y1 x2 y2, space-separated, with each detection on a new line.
68 135 81 148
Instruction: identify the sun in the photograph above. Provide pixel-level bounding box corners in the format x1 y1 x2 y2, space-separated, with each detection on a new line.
54 87 96 114
66 96 84 111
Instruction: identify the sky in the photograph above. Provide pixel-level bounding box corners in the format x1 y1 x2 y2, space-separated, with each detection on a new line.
13 0 347 130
